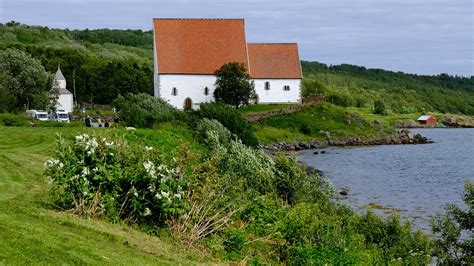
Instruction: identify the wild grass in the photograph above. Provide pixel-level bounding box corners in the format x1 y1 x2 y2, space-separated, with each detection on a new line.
0 126 211 264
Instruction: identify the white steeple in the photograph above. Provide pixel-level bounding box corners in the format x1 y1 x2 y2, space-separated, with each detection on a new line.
54 64 67 91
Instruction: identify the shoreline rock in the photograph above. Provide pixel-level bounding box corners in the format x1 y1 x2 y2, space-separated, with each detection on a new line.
259 129 432 153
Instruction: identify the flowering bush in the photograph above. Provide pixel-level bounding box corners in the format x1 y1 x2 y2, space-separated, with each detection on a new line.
45 133 188 224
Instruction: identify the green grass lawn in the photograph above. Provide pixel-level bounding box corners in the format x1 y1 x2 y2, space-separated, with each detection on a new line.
0 126 210 264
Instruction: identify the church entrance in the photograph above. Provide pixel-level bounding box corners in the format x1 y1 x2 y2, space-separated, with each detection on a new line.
184 98 193 110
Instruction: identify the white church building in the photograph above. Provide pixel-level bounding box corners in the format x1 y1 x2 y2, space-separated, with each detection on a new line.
53 67 74 113
153 18 303 109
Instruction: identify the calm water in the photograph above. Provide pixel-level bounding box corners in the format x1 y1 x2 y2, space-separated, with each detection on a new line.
298 128 474 231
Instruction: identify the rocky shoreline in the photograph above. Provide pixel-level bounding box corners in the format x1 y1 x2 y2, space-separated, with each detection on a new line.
259 129 432 152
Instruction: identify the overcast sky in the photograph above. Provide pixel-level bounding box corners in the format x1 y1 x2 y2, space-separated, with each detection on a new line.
1 0 472 76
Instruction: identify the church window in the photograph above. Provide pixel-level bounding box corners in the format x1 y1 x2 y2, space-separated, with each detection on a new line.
283 85 290 91
204 87 209 95
264 81 270 90
171 87 177 96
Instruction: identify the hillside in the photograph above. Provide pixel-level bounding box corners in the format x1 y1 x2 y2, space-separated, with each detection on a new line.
302 61 474 114
0 22 154 104
0 21 473 113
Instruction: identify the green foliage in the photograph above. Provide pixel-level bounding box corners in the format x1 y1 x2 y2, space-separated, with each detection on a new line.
302 61 474 115
196 103 258 147
301 79 326 97
431 182 474 265
373 99 387 115
45 133 188 224
112 93 181 128
299 123 311 135
0 48 56 112
70 28 153 49
223 228 246 255
0 22 153 105
326 92 354 107
213 62 256 108
0 113 29 126
193 118 233 146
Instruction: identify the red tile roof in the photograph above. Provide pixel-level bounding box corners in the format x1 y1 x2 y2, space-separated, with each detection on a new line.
153 18 249 75
248 43 302 79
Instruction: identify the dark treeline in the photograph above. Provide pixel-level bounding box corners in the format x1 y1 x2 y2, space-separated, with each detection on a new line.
302 61 473 92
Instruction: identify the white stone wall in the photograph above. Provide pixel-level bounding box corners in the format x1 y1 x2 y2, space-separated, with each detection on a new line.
58 94 74 113
253 79 301 104
159 74 217 109
156 75 301 109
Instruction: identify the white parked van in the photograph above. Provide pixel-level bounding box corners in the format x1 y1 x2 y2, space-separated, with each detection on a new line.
54 109 70 123
26 110 49 121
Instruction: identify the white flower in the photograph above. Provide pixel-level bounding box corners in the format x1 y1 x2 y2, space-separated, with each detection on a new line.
143 207 152 216
45 158 61 168
81 167 90 176
155 193 162 199
105 141 114 147
109 153 114 156
174 193 182 199
143 161 154 172
83 191 88 196
144 146 153 152
148 184 156 192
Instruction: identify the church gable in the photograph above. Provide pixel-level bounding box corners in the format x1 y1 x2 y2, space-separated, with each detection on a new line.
153 18 249 75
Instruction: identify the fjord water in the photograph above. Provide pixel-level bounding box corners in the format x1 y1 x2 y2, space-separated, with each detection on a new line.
298 128 474 231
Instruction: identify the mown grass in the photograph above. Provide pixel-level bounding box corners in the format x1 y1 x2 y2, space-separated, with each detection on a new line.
0 126 211 264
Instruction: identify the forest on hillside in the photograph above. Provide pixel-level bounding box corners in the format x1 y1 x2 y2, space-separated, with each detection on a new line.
0 21 473 113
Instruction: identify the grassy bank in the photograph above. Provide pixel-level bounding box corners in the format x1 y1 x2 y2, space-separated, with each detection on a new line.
0 126 211 264
241 103 473 144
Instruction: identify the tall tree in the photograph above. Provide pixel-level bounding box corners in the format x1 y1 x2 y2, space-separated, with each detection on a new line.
0 48 56 112
213 62 255 108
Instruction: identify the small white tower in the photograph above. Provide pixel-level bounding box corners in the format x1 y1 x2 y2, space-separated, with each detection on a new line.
53 65 74 113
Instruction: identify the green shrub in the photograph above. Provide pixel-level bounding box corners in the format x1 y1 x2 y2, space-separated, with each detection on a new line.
373 99 387 115
45 133 188 224
431 182 473 265
299 123 311 135
223 228 246 254
326 93 354 107
273 153 307 205
302 79 326 98
196 103 257 147
112 93 181 128
193 118 233 146
0 113 29 126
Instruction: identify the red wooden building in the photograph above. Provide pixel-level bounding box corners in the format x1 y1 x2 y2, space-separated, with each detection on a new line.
417 115 436 125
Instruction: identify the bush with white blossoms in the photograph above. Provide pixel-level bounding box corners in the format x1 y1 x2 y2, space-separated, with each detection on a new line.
45 133 188 224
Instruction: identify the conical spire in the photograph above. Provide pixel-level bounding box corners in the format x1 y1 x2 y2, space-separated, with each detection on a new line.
55 63 65 81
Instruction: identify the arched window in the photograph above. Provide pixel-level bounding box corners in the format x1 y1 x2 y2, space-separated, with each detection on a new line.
264 81 270 90
204 87 209 95
283 85 290 91
171 87 177 96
